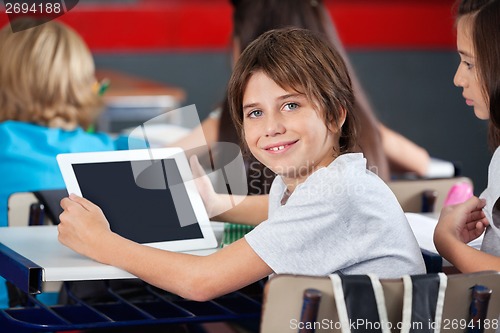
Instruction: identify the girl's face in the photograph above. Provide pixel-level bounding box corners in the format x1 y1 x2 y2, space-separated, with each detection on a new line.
454 16 489 120
242 71 343 188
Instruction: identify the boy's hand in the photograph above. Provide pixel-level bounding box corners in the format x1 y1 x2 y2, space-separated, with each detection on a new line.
58 194 112 261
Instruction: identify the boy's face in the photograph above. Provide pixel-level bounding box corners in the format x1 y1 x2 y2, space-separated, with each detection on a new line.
454 16 489 120
242 71 340 186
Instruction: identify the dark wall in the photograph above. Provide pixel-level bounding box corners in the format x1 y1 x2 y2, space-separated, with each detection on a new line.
350 51 490 193
94 50 491 193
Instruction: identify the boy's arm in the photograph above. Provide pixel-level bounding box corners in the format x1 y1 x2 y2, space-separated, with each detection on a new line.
211 194 269 225
58 194 272 301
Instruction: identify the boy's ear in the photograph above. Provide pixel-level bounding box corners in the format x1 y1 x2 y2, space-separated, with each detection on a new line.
338 107 347 129
329 107 347 133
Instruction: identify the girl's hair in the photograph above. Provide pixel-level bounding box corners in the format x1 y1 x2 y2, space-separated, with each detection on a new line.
0 18 102 130
456 0 495 15
456 0 500 148
474 0 500 148
232 0 328 53
228 27 357 155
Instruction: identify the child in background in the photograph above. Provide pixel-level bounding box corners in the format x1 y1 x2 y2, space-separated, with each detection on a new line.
434 0 500 272
58 28 425 302
0 18 127 308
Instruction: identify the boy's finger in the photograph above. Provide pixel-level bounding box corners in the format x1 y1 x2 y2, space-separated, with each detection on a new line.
60 197 72 210
68 194 95 211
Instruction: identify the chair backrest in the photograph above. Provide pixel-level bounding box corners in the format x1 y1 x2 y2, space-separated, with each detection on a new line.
7 192 40 227
261 271 500 333
388 177 473 213
7 189 66 226
7 190 67 299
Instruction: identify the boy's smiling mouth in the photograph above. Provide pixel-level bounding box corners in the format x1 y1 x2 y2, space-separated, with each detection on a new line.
262 140 299 153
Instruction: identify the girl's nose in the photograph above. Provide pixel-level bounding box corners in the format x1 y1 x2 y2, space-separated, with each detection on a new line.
453 66 467 88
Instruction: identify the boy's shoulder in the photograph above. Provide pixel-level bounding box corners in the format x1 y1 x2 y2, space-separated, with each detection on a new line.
318 153 396 201
322 153 373 180
294 153 380 198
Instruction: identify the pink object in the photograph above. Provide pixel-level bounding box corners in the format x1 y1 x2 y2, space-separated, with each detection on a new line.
443 182 474 206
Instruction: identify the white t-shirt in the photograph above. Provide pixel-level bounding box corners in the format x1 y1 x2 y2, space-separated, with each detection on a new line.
480 147 500 255
245 153 426 278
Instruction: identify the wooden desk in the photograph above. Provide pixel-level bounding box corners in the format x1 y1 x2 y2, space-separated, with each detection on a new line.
96 70 185 100
95 70 186 132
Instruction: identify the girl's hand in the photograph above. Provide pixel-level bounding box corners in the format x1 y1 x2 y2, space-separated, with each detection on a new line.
434 196 489 245
58 194 112 261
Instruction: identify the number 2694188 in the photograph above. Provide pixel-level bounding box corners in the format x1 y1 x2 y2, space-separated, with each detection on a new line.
5 2 62 14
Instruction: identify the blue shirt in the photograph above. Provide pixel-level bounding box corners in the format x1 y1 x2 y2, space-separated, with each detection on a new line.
0 120 125 308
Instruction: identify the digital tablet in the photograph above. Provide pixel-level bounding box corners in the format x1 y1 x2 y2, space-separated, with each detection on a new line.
57 148 218 252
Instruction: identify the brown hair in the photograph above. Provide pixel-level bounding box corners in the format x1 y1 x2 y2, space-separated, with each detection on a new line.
232 0 328 53
474 0 500 149
456 0 500 149
456 0 495 16
0 18 102 130
228 28 357 155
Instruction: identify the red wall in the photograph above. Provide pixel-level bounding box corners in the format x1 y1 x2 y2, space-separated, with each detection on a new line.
0 0 457 52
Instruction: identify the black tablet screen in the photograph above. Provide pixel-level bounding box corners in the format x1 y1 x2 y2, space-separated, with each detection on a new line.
72 159 203 243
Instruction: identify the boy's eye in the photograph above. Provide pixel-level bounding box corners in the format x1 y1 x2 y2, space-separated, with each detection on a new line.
283 102 299 111
248 110 263 118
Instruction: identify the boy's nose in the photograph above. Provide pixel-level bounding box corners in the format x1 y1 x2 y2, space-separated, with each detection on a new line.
265 115 286 137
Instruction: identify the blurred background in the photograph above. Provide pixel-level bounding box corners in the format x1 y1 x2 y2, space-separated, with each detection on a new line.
0 0 490 193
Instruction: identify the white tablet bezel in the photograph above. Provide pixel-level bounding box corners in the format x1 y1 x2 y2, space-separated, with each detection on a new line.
57 147 218 252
